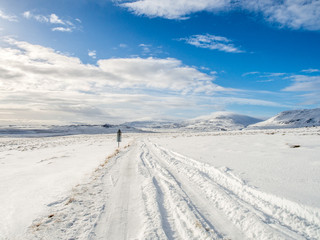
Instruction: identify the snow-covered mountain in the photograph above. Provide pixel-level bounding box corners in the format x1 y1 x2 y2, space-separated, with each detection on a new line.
121 112 262 132
6 108 320 136
121 120 182 130
181 112 262 132
247 108 320 129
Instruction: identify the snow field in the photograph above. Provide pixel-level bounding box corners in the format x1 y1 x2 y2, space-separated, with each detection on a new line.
24 129 320 239
0 134 132 239
152 128 320 208
152 143 320 239
1 128 320 239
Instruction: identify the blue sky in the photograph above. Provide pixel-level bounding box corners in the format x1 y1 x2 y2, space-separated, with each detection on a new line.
0 0 320 124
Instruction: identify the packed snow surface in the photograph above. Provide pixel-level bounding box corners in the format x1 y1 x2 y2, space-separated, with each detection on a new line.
1 128 320 239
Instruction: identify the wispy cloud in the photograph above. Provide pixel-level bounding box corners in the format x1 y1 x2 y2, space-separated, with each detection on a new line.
302 69 320 73
22 11 78 32
243 0 320 31
284 75 320 92
242 72 260 77
179 34 243 53
88 50 97 59
266 72 286 77
138 43 165 56
0 38 280 123
119 0 320 31
256 79 274 83
52 27 72 32
243 71 287 78
0 9 18 22
23 11 48 22
139 43 151 54
119 43 128 48
283 74 320 105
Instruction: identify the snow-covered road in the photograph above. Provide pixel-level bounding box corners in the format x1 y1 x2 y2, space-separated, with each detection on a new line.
26 137 320 240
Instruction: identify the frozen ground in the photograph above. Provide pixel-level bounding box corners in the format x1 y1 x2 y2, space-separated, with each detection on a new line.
1 128 320 239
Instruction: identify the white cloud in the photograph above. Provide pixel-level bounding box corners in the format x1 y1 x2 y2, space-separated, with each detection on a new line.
283 74 320 105
88 50 97 59
257 79 274 83
22 11 32 19
23 11 49 22
52 27 72 32
0 9 18 22
302 69 320 73
266 72 286 77
119 0 320 31
243 0 320 31
139 43 151 54
0 38 284 124
96 57 218 91
119 43 128 48
283 75 320 92
242 72 287 78
23 12 70 25
179 34 243 53
23 11 78 32
212 97 286 107
49 13 65 25
242 71 260 77
0 38 224 123
120 0 230 20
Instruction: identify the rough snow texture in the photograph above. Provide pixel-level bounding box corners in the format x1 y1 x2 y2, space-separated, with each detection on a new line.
0 134 132 239
1 128 319 239
248 108 320 129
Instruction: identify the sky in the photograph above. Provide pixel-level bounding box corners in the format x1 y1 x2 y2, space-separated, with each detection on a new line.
0 0 320 125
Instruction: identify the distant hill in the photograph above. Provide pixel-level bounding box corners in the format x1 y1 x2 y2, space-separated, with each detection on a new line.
124 112 262 132
181 112 262 132
247 108 320 129
4 108 320 136
0 124 142 137
121 120 182 130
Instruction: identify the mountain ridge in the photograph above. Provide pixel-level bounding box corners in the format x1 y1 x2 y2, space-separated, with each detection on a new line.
2 108 320 136
247 108 320 129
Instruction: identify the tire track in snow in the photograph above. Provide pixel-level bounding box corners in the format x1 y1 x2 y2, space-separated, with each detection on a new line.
138 142 223 240
138 145 174 239
143 141 246 240
149 140 320 239
26 138 320 240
